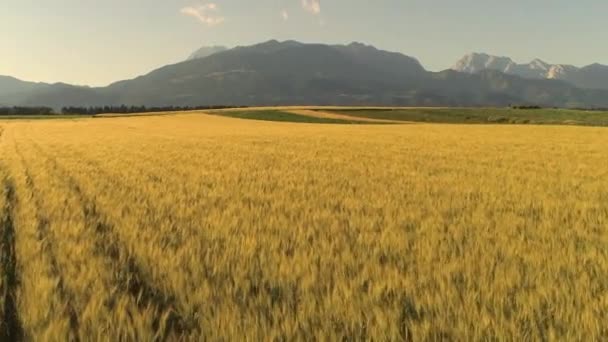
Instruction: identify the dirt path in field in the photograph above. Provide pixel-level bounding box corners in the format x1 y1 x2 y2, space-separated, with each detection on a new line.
285 109 406 124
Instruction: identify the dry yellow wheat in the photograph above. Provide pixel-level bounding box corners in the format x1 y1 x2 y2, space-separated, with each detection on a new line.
0 113 607 340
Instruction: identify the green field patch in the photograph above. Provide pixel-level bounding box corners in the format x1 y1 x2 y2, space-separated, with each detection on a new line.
320 108 608 126
214 110 386 124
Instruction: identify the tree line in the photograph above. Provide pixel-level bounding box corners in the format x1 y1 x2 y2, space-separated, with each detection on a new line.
60 105 247 115
510 105 543 110
0 106 55 115
0 105 248 116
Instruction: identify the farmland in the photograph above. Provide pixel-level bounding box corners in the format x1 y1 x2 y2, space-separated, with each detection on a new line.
1 111 607 340
318 107 608 126
3 106 608 127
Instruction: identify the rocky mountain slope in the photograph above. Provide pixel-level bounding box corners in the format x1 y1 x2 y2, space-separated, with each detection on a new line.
2 42 608 108
187 46 228 60
453 53 608 90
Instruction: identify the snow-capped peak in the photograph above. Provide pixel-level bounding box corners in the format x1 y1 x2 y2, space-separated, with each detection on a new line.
530 58 550 71
452 53 514 74
452 53 583 81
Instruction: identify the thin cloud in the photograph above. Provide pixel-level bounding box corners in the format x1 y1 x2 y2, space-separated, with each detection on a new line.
181 3 225 27
301 0 321 15
281 9 289 21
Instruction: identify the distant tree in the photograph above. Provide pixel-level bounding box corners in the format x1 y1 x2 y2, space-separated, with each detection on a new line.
511 105 542 110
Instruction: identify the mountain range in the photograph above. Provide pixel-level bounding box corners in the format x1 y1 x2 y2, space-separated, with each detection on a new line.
187 46 228 61
452 53 608 91
1 41 607 109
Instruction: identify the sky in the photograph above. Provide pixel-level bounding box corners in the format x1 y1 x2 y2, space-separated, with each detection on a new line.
1 0 606 86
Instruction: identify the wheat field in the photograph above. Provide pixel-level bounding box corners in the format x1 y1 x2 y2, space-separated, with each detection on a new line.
1 113 607 340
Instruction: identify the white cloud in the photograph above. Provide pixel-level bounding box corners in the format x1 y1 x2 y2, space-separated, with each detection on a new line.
181 3 225 27
301 0 321 15
281 9 289 21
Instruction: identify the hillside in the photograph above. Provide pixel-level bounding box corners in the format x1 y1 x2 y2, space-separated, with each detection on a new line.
3 41 608 108
0 76 50 105
453 53 608 91
187 46 228 60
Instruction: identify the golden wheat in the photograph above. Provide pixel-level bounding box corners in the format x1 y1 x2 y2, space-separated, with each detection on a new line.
0 113 607 340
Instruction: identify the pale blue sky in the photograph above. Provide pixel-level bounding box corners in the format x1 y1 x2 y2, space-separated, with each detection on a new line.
2 0 606 86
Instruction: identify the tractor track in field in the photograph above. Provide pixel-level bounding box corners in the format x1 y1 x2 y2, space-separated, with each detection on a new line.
13 141 81 340
285 109 406 124
26 140 195 340
0 175 24 341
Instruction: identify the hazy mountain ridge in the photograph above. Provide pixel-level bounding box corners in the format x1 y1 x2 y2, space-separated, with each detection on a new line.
0 76 50 105
187 46 228 60
99 40 429 107
453 53 608 90
3 41 608 109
